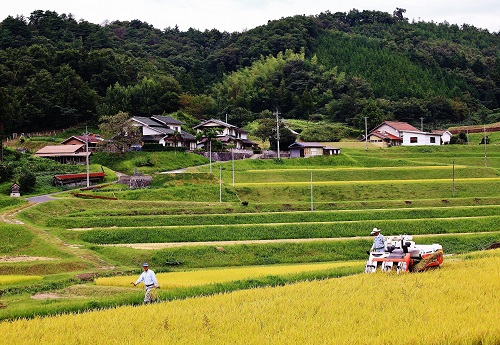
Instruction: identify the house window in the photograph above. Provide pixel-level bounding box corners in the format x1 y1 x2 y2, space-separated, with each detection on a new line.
410 137 418 143
430 137 436 143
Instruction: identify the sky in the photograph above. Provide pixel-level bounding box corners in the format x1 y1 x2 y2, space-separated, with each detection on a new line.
1 0 499 33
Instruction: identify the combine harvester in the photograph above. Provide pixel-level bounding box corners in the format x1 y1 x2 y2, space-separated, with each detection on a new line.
365 235 444 273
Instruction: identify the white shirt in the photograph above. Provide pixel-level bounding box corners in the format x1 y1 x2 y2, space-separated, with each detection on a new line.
135 269 158 287
371 234 385 251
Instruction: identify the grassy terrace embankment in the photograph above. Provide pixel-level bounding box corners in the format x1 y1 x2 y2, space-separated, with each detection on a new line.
2 142 499 321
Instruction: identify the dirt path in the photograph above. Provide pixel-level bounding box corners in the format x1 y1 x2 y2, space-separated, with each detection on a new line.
103 237 362 250
1 201 115 270
0 256 59 263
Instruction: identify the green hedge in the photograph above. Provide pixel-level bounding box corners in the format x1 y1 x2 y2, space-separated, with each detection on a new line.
79 217 500 244
50 206 500 229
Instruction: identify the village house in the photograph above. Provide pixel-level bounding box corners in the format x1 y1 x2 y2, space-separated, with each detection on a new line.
60 134 103 151
128 115 197 150
34 144 90 164
288 142 341 158
366 121 442 147
193 119 258 151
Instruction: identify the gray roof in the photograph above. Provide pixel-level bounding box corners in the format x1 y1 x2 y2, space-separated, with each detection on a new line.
130 116 162 127
288 142 324 148
149 126 174 135
151 115 183 126
180 130 196 140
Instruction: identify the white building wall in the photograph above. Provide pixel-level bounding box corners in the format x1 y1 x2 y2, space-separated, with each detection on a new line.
376 124 400 137
441 132 451 144
401 131 441 146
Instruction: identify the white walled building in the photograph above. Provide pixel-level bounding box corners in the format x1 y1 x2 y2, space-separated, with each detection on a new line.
366 121 441 147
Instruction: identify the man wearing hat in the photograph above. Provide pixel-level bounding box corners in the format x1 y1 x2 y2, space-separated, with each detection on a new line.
132 263 159 303
370 228 385 252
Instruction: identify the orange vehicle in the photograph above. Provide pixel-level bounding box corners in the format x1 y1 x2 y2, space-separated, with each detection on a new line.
365 235 444 273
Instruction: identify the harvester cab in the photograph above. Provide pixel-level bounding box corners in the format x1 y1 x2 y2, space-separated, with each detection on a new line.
364 235 444 273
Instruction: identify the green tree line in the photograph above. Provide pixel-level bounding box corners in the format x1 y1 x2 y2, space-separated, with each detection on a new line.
0 9 499 134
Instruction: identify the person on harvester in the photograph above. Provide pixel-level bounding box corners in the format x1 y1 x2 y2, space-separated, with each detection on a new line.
370 228 385 253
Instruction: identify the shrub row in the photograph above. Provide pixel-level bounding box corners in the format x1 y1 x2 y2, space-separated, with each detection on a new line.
79 216 500 244
52 206 500 228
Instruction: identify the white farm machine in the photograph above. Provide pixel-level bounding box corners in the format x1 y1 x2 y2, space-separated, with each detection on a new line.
365 235 444 273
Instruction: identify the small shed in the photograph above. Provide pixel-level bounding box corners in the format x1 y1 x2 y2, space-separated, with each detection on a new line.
10 183 21 197
289 142 341 158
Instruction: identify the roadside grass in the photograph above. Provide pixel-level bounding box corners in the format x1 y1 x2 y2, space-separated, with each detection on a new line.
0 225 70 259
0 197 27 211
92 151 208 175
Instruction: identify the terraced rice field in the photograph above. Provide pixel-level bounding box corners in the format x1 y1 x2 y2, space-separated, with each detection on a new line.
1 250 498 345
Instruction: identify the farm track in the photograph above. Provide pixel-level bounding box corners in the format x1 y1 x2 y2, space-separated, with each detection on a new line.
64 204 500 218
0 202 115 270
102 231 500 249
67 215 500 231
234 177 500 186
244 165 469 172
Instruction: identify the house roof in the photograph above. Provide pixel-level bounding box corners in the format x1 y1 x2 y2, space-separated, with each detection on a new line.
36 145 85 154
288 142 325 148
151 115 182 126
130 116 163 127
193 119 248 133
180 130 196 140
61 134 102 145
240 139 258 145
382 121 421 132
160 130 196 141
432 130 451 135
369 131 402 141
149 126 174 135
142 135 165 142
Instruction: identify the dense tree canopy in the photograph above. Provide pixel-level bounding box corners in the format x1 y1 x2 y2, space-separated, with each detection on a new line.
1 9 499 134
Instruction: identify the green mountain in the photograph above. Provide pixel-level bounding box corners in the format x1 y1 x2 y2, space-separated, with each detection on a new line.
0 9 499 133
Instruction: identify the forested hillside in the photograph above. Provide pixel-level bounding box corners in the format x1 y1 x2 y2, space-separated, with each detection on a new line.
0 9 499 133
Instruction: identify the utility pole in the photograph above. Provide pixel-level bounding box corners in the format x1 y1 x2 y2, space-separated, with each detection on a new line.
420 117 424 132
85 127 90 188
219 165 224 203
275 108 281 160
310 170 314 211
483 125 487 166
452 160 455 198
364 117 368 151
231 147 234 187
209 140 212 173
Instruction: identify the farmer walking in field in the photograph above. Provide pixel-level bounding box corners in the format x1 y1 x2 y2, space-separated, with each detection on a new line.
132 263 159 303
370 228 385 252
